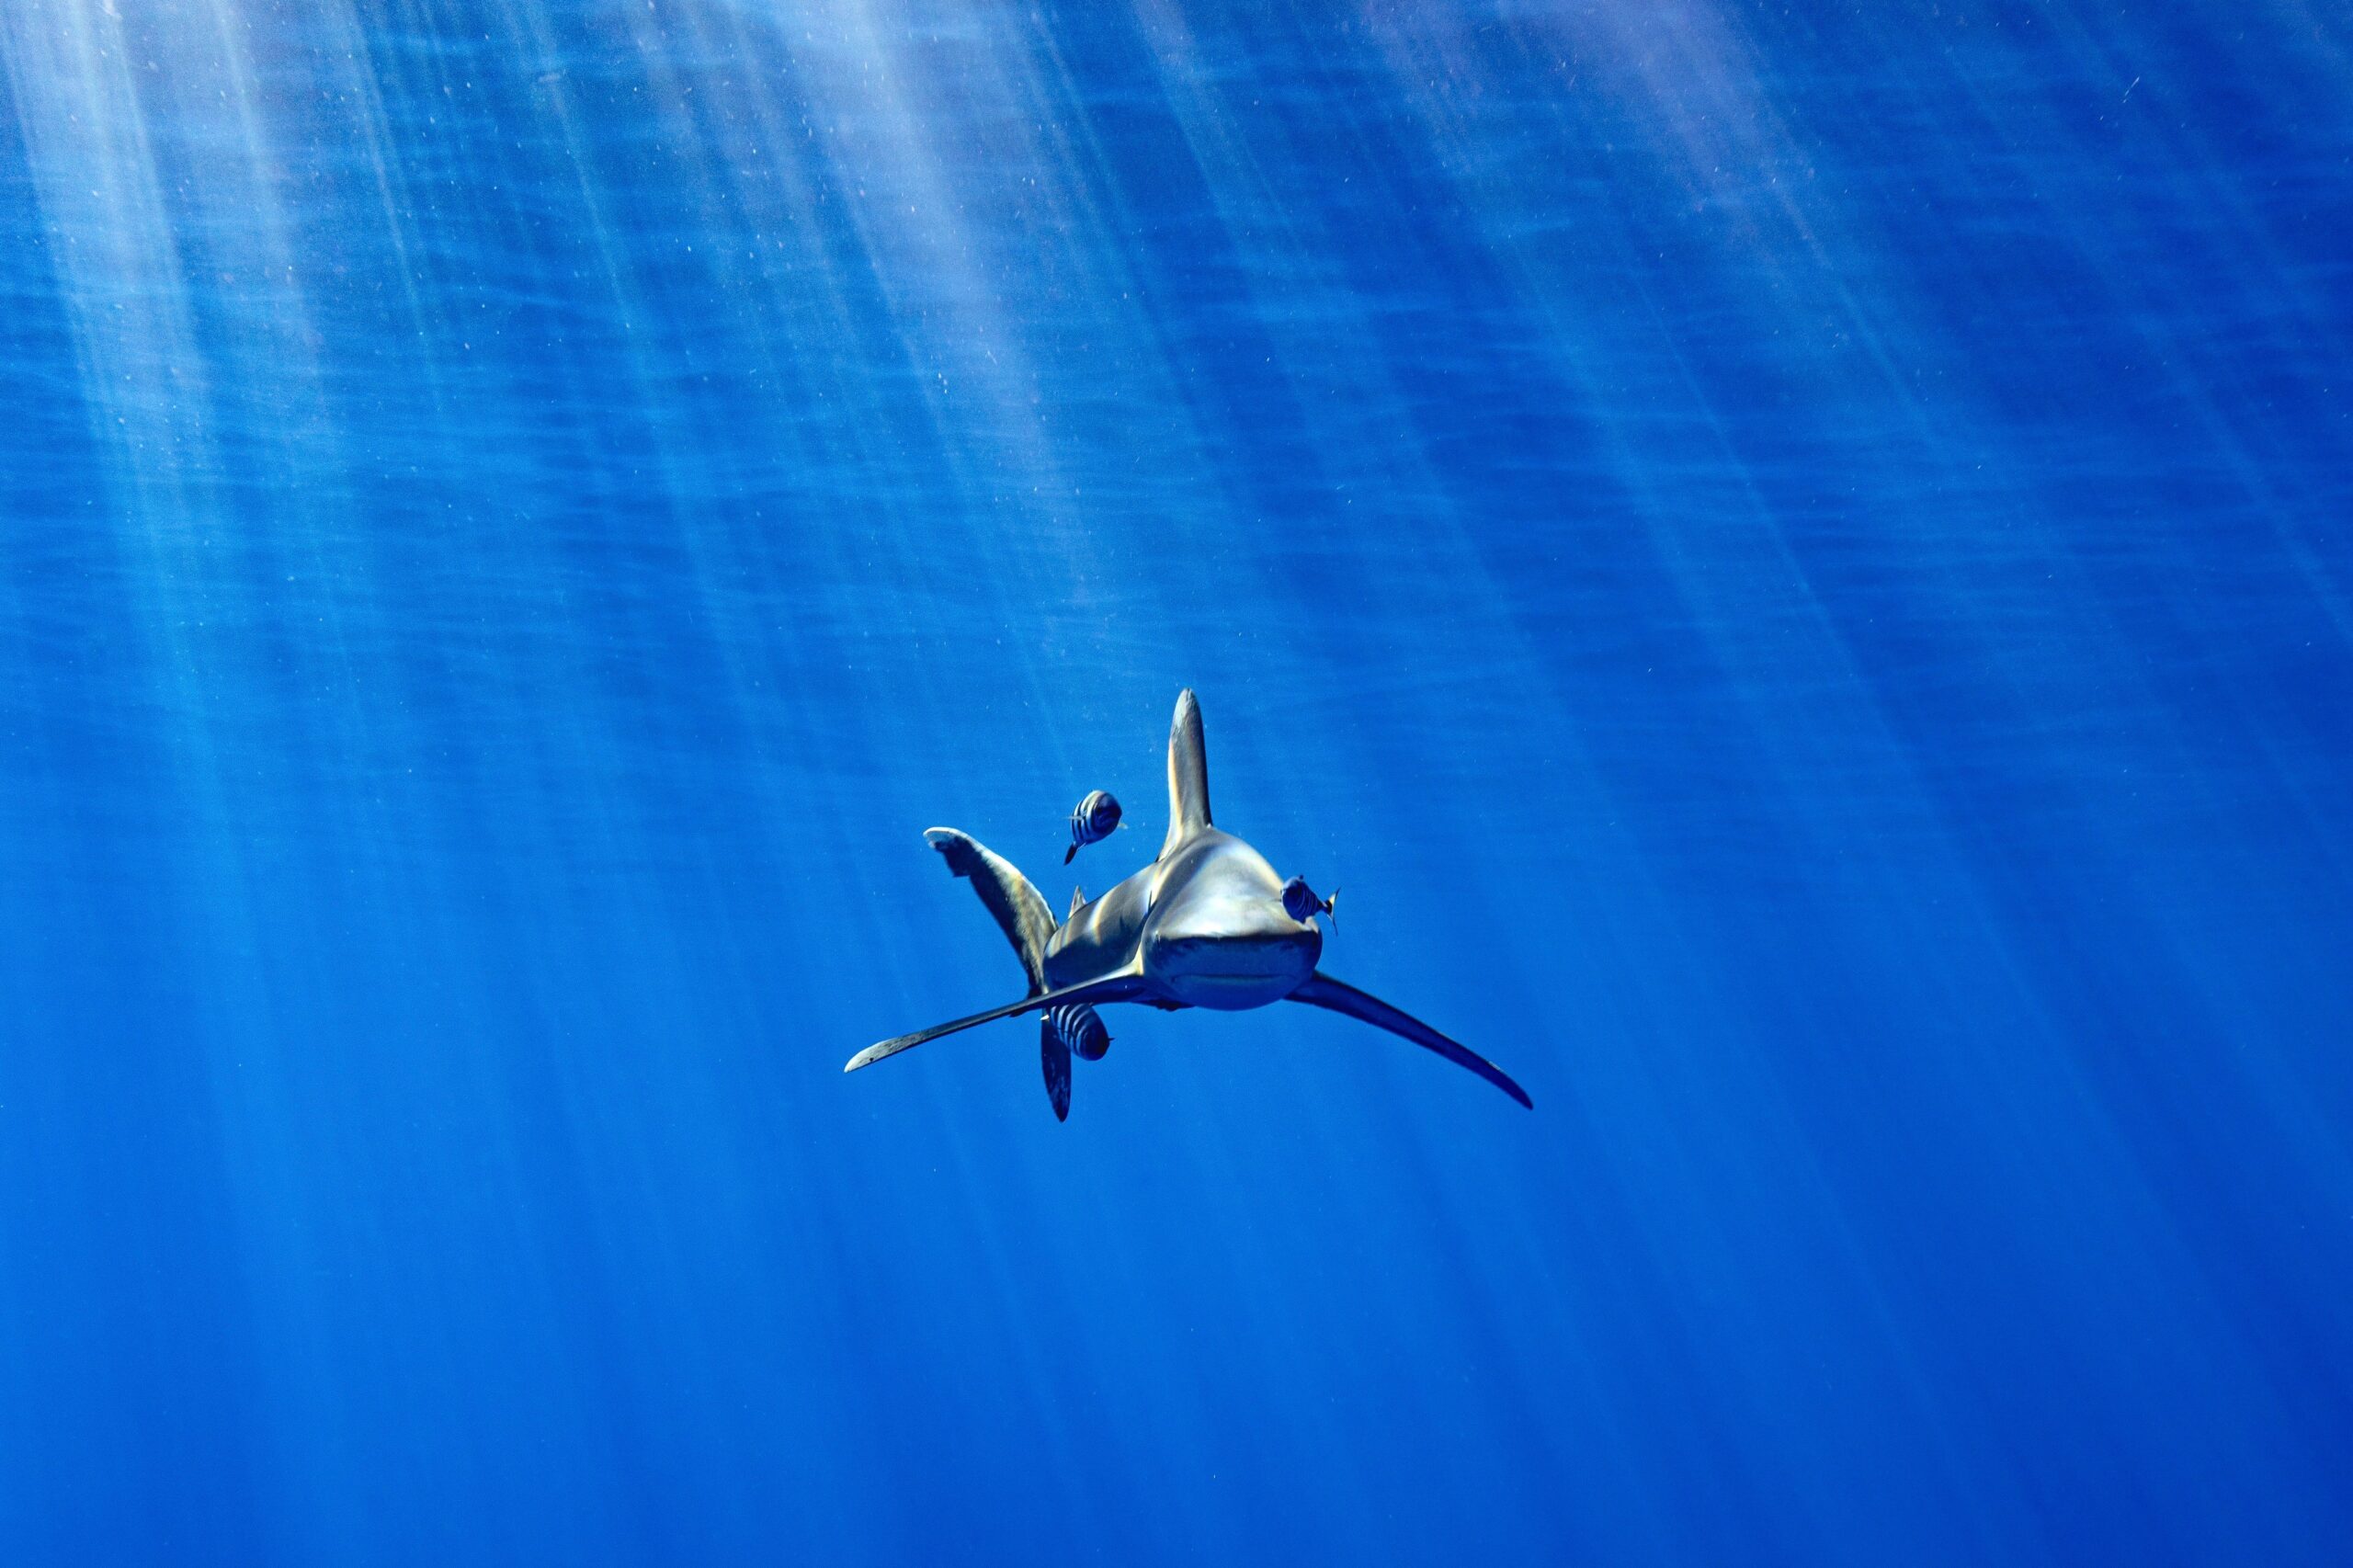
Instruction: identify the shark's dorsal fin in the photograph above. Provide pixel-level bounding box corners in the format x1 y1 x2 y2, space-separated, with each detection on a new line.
1069 885 1086 918
1162 688 1211 858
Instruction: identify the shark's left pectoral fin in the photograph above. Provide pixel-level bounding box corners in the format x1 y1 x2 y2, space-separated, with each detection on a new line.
1287 971 1532 1108
846 970 1146 1074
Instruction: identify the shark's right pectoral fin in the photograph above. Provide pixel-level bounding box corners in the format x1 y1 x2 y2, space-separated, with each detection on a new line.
846 971 1147 1074
1287 971 1532 1108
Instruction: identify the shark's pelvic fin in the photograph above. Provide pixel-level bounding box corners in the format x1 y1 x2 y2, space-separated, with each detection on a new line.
925 827 1056 993
1040 1023 1072 1121
844 970 1148 1074
1288 971 1532 1108
1161 688 1211 858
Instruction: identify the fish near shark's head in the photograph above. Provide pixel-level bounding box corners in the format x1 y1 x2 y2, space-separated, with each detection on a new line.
1142 830 1322 1010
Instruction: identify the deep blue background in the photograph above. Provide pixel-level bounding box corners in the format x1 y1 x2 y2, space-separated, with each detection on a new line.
3 2 2348 1562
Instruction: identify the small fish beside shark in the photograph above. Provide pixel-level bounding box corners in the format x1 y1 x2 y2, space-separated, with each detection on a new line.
1282 876 1336 927
1064 789 1122 864
846 690 1531 1119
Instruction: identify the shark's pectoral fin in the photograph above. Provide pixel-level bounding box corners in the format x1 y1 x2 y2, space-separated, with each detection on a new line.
1287 971 1532 1108
846 970 1147 1074
925 828 1058 989
1041 1024 1072 1121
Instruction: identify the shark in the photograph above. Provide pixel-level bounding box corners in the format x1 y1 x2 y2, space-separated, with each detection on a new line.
845 690 1531 1118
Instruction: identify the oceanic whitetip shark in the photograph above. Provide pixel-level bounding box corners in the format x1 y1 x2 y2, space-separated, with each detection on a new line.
845 690 1532 1119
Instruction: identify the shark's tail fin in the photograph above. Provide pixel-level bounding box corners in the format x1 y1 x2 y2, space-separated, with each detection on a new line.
924 828 1057 995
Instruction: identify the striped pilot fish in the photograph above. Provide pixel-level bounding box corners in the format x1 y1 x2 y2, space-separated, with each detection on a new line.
1038 1000 1113 1121
1045 1001 1113 1062
1063 790 1123 864
1282 876 1337 927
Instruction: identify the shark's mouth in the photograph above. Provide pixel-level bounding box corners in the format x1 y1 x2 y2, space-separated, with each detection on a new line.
1150 936 1318 1010
1161 971 1308 1009
1144 877 1324 1009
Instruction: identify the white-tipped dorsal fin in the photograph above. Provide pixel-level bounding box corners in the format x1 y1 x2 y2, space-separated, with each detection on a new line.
1162 688 1211 858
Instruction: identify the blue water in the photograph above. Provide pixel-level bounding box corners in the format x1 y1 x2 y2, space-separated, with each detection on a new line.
4 3 2348 1562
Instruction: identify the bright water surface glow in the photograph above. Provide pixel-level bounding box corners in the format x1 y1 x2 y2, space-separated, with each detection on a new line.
2 2 2349 1563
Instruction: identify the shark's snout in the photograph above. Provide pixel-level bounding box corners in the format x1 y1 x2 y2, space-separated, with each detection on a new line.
1146 902 1320 1009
